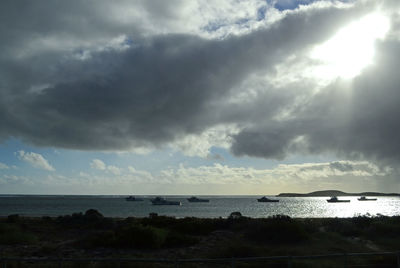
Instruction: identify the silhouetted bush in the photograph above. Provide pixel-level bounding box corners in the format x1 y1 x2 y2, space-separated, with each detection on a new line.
170 217 226 235
56 209 114 229
41 216 53 222
114 224 167 249
164 231 199 247
140 215 178 229
229 211 243 219
209 242 262 258
0 223 38 245
81 224 166 249
7 214 19 223
141 216 226 236
81 230 116 248
368 220 400 237
302 219 319 233
351 215 373 229
324 218 360 237
245 215 308 244
85 209 104 221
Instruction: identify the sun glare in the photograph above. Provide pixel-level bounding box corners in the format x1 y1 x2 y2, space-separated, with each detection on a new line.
311 13 390 80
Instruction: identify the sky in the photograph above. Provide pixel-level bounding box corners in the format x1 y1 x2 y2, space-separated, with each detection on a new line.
1 0 400 195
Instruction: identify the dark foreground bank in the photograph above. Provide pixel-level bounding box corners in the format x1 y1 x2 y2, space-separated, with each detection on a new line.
1 210 400 267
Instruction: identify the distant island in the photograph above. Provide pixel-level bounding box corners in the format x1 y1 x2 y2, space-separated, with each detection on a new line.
277 190 400 197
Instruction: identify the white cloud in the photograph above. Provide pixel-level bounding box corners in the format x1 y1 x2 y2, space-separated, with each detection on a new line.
90 159 106 170
16 151 55 171
79 172 90 177
128 166 153 179
90 159 122 175
156 160 388 186
171 124 239 158
107 165 122 175
0 174 31 185
1 158 394 194
84 159 388 189
0 162 9 169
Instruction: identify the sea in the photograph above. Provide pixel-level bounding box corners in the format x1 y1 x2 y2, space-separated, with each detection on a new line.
0 195 399 218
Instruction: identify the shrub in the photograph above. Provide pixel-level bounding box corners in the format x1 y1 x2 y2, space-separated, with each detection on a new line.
81 230 117 248
324 218 360 237
164 231 199 247
229 211 243 219
302 219 319 233
114 224 167 249
41 216 53 222
84 209 104 221
7 214 20 223
368 221 400 237
245 216 308 244
167 217 225 236
56 209 114 229
140 215 177 229
0 223 38 245
209 243 262 258
352 215 373 229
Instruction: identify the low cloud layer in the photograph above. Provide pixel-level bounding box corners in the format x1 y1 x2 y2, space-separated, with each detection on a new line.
1 159 387 194
87 159 389 187
1 0 400 167
90 159 122 175
0 163 9 170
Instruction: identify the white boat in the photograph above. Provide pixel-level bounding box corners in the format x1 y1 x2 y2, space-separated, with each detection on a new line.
151 197 181 206
327 196 350 203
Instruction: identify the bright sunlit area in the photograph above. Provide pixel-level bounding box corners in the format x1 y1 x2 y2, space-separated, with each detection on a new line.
310 12 390 80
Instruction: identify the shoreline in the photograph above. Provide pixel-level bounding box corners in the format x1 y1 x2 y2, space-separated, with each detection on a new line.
0 213 398 220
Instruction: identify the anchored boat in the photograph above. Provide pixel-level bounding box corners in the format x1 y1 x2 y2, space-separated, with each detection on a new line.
358 196 377 201
151 197 181 206
327 196 350 203
187 196 209 202
125 196 143 201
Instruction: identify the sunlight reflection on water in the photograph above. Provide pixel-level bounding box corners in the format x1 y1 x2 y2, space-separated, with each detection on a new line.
0 195 399 218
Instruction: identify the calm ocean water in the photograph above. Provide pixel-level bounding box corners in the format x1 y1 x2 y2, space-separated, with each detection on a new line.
0 195 399 218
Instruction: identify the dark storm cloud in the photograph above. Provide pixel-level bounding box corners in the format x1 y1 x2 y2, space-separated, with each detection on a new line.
0 0 180 57
0 1 364 151
3 0 400 166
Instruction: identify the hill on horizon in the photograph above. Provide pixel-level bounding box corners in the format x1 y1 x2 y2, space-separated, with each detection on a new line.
277 190 400 197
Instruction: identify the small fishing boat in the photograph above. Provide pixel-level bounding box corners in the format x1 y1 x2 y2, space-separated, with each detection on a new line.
358 196 377 201
125 196 143 201
327 196 350 203
151 197 181 206
257 196 279 202
187 196 209 202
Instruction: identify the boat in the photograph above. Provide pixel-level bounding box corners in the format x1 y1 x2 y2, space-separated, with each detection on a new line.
187 196 209 202
327 196 350 203
125 196 143 201
151 197 181 206
257 196 279 202
358 196 377 201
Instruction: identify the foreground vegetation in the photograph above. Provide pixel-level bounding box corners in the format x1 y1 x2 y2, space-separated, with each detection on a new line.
1 210 400 267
